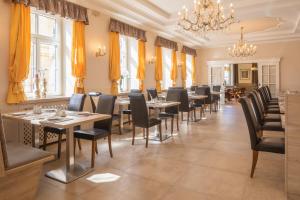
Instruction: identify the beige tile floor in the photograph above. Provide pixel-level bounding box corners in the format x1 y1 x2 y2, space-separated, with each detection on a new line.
36 103 286 200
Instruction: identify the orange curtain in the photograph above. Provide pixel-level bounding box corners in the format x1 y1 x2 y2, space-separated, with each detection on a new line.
109 32 120 95
171 50 177 86
192 55 196 85
155 46 162 92
137 40 146 91
71 21 86 94
7 3 31 104
181 53 186 88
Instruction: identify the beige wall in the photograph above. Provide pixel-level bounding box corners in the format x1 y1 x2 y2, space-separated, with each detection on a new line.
196 41 300 91
0 1 188 110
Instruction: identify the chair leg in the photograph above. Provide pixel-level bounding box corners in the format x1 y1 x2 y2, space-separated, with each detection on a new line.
143 128 145 138
187 112 190 123
57 134 62 159
43 132 47 150
177 114 179 131
159 124 162 142
95 142 98 154
77 139 82 150
145 128 149 148
194 109 196 121
91 140 96 168
128 115 131 125
181 112 183 120
108 134 113 158
132 125 136 145
118 117 123 135
250 150 259 178
171 118 174 135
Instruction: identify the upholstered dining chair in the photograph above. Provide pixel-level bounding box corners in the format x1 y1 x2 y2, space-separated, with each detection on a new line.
74 95 116 168
179 89 196 122
43 93 86 158
147 88 158 100
129 93 162 148
253 90 281 114
88 92 102 113
122 89 142 125
239 97 285 178
159 88 181 132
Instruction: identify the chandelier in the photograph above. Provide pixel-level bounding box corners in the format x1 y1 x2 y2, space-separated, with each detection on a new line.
177 0 235 33
227 27 257 57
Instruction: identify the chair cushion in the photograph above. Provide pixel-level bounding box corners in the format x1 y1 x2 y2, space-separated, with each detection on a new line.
74 129 109 140
44 125 80 134
148 118 161 127
267 105 279 109
255 137 285 154
159 112 174 119
6 142 54 170
262 122 284 132
266 107 281 114
122 110 132 115
264 114 281 122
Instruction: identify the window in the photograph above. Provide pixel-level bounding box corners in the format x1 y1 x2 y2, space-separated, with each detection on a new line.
119 35 139 92
162 47 172 89
24 9 73 97
186 54 193 88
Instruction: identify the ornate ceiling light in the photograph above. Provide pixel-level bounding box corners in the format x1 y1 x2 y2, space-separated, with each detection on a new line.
227 27 257 57
177 0 236 33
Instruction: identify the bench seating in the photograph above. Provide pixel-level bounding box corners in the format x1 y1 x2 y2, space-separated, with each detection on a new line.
0 114 55 200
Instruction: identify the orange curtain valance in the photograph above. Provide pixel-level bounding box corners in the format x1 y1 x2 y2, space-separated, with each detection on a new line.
154 36 178 51
11 0 89 25
109 18 147 42
182 45 197 56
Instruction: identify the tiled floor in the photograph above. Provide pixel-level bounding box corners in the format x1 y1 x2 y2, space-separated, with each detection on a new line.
37 103 286 200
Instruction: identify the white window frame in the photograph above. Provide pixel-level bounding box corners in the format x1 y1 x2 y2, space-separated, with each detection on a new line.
162 47 172 90
186 54 193 88
25 9 63 97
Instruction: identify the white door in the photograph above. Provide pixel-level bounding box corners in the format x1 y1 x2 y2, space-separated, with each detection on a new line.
258 64 279 97
210 67 224 86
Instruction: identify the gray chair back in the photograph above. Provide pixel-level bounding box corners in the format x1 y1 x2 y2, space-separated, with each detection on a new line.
190 85 198 92
88 92 102 113
179 89 190 112
94 95 116 131
129 93 149 128
68 94 86 112
213 85 221 92
165 89 181 114
147 88 158 100
248 92 264 125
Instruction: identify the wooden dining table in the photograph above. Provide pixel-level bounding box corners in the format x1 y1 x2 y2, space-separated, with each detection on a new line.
2 110 111 184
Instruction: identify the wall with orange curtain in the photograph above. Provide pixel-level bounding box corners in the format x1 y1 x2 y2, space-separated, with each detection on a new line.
0 1 187 112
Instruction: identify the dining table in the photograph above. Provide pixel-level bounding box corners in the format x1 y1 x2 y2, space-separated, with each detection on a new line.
2 109 111 184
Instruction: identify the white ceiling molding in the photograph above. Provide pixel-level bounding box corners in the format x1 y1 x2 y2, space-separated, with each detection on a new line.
73 0 300 48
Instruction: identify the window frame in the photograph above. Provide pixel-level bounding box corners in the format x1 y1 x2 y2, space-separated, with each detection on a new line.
25 9 64 97
162 47 173 90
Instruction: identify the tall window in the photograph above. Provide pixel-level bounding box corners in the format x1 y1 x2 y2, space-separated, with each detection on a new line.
24 10 61 96
186 54 193 88
162 47 172 89
119 35 139 92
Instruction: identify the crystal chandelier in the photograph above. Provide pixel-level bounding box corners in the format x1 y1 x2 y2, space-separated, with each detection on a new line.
177 0 235 33
227 27 257 57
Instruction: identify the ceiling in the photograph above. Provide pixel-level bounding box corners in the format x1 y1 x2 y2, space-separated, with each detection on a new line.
75 0 300 48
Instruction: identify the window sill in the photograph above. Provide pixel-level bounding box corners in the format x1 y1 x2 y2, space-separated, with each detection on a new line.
21 96 70 104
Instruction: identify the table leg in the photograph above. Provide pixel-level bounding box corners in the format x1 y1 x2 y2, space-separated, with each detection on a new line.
46 127 92 184
32 124 40 148
119 104 124 131
149 107 171 142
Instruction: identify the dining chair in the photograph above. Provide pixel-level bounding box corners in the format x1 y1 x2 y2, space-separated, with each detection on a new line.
264 86 278 102
254 90 281 114
74 95 116 168
239 97 284 178
159 88 181 132
129 93 162 148
88 92 102 113
196 86 214 113
190 85 198 92
247 92 284 132
147 88 158 100
43 93 86 158
179 89 196 122
122 89 142 125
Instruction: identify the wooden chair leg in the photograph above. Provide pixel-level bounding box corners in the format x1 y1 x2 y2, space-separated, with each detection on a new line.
91 140 96 168
171 118 174 135
77 139 82 150
187 112 190 123
250 150 259 178
57 134 62 159
128 115 131 125
95 142 98 154
43 132 47 150
132 125 136 145
181 112 183 120
145 128 149 148
194 109 196 121
108 134 113 158
159 124 162 142
143 128 145 138
165 119 168 130
118 117 123 135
